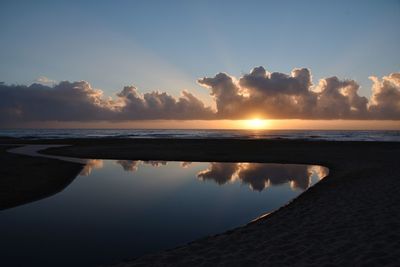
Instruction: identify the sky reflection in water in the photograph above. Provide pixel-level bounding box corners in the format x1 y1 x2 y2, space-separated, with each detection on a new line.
0 160 328 267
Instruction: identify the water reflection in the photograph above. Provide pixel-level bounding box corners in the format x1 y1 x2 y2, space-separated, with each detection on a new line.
181 162 192 168
116 160 140 172
0 159 329 267
82 160 328 192
198 163 238 185
80 159 104 176
198 163 328 191
116 160 168 172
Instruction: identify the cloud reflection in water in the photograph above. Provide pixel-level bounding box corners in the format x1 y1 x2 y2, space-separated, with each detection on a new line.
198 163 328 191
79 160 104 176
80 160 328 192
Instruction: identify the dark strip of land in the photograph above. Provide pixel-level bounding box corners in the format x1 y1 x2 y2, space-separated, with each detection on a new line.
1 138 400 266
0 144 83 210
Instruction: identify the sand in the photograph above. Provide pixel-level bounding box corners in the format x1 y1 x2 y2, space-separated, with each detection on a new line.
0 144 83 210
1 138 400 266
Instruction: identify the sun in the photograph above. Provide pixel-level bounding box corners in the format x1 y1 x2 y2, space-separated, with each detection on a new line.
245 118 268 129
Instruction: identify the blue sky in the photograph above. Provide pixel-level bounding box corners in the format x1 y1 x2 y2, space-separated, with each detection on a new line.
1 0 399 105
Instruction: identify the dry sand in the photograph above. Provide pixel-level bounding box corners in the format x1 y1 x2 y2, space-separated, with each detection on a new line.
1 138 400 266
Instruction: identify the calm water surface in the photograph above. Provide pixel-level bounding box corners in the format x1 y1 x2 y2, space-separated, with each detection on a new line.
0 160 328 266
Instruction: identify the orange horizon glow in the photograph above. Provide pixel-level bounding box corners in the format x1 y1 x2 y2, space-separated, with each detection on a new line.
244 118 269 129
8 119 400 130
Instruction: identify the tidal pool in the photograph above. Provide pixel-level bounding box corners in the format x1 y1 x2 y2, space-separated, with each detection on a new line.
0 160 328 266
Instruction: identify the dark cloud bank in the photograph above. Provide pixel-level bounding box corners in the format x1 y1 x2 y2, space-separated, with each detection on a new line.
1 67 399 124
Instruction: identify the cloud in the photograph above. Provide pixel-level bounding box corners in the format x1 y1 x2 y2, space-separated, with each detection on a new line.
35 76 57 86
117 86 214 120
201 67 400 120
0 81 214 124
198 66 386 119
0 81 116 124
0 67 399 124
368 73 400 119
313 76 369 119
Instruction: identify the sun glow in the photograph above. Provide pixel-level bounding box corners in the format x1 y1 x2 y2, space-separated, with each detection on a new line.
245 118 268 129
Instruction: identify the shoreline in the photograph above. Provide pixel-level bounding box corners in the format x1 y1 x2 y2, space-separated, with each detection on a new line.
1 138 400 266
0 144 83 210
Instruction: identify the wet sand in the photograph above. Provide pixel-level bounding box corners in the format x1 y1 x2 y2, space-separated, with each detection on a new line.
1 138 400 266
0 144 83 210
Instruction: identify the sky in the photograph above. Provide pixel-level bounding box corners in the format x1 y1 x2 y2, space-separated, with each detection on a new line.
0 0 399 129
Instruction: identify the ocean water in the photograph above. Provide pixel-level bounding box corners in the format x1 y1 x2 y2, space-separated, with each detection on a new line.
1 129 400 141
0 160 328 266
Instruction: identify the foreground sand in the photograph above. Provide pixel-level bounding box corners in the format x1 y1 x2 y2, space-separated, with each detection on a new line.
2 138 400 266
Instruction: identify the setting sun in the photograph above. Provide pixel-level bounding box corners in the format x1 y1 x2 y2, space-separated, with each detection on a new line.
245 119 268 129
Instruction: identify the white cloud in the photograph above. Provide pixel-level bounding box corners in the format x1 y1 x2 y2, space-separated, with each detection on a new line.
35 76 57 86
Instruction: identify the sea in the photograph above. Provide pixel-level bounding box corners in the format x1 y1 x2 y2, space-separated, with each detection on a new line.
1 129 400 141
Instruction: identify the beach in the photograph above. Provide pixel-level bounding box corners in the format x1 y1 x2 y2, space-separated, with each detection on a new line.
0 144 83 210
1 138 400 266
2 0 399 266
